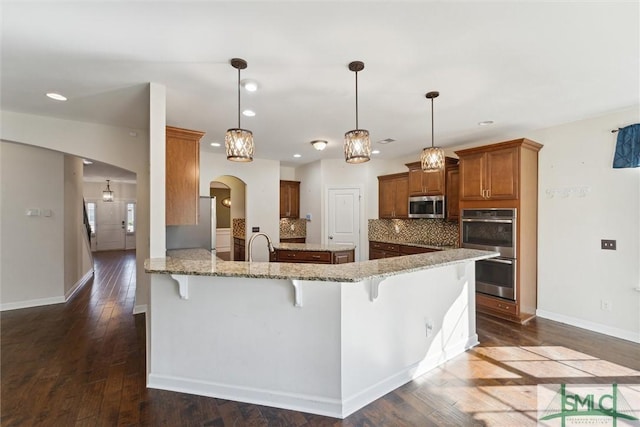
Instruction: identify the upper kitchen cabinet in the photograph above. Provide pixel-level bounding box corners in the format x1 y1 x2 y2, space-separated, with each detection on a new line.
406 157 458 196
445 164 460 222
280 180 300 218
456 139 542 202
166 126 205 226
378 172 409 219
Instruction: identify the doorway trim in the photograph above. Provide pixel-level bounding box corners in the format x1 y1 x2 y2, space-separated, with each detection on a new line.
324 185 363 262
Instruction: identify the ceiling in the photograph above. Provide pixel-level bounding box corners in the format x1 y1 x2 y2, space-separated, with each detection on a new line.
2 1 638 178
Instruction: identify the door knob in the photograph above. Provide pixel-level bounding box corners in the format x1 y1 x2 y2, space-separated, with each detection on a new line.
329 236 334 240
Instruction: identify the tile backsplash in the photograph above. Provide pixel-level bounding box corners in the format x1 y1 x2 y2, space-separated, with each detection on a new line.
279 218 307 239
368 219 459 247
232 218 245 238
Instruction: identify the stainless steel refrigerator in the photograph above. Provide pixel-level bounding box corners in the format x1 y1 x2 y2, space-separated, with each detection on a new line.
166 197 216 251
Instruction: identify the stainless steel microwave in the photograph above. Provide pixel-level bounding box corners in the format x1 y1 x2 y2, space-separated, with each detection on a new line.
408 195 445 219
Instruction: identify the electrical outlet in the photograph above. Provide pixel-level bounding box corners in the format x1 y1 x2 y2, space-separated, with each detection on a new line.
601 300 612 311
425 322 434 338
601 239 616 250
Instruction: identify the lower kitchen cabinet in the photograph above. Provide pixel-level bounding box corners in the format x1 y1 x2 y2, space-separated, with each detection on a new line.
369 241 439 260
280 237 306 243
476 293 519 319
233 237 245 261
273 249 354 264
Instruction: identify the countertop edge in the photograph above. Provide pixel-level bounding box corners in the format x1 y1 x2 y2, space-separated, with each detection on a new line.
145 249 498 283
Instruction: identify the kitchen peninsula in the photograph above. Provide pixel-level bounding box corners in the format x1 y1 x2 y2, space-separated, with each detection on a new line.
145 248 497 418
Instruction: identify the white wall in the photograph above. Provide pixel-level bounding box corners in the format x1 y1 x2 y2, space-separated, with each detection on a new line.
64 155 93 297
1 142 65 308
528 107 640 342
200 152 280 261
1 108 151 312
279 166 296 181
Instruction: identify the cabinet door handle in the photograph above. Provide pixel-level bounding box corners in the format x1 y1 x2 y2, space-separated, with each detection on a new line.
312 255 321 259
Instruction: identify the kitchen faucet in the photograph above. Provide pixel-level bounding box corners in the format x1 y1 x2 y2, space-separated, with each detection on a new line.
247 232 275 262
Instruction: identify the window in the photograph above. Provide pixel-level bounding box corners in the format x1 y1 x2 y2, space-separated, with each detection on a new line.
86 202 96 234
126 202 135 233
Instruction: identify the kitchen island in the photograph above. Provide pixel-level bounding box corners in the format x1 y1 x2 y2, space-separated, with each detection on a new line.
145 248 497 418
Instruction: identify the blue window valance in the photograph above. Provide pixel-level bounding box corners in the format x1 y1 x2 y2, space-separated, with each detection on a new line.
613 123 640 168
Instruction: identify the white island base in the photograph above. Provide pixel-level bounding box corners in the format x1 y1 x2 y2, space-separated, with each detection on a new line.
148 261 478 419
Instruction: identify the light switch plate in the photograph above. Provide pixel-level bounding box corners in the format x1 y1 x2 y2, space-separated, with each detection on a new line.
601 239 616 250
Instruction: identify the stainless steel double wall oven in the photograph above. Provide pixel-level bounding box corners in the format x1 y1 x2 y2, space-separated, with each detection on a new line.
461 208 517 301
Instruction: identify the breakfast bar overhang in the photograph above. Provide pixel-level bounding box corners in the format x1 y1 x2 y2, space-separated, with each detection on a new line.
144 249 497 419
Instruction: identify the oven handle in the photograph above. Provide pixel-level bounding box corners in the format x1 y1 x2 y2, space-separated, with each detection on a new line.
462 218 513 224
483 257 514 265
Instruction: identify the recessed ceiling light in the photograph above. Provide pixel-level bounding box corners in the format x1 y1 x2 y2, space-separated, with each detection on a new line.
376 138 395 145
242 109 256 117
210 142 221 147
82 159 93 165
241 79 259 92
46 92 67 101
478 120 494 126
372 150 381 154
293 154 302 158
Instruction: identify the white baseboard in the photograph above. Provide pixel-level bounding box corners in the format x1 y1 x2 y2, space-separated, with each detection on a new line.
133 304 147 315
0 296 65 311
148 333 478 419
65 269 94 301
536 309 640 344
148 374 343 418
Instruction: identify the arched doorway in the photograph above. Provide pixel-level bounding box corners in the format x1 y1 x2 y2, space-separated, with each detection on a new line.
210 176 246 260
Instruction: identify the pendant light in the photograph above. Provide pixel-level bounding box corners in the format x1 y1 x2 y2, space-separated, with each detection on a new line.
344 61 371 164
225 58 254 162
102 179 114 202
420 91 445 171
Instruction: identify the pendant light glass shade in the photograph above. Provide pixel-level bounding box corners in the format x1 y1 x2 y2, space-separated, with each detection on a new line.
344 129 371 163
102 179 114 202
421 146 445 171
225 58 254 162
225 128 254 162
421 91 445 172
344 61 371 164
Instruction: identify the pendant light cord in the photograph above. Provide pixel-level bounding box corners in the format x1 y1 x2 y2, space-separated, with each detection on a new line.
355 70 359 130
430 96 434 148
237 67 241 128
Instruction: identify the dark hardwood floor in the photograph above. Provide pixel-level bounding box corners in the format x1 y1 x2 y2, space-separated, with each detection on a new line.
2 250 639 426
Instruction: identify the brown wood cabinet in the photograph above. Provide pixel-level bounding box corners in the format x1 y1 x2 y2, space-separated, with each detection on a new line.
369 241 439 260
457 144 521 201
378 173 408 219
405 157 457 196
280 237 306 244
456 138 543 324
233 237 245 261
446 164 460 222
166 126 205 225
280 180 300 218
274 248 354 264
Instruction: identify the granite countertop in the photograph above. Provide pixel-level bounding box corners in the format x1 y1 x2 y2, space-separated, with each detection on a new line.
370 239 457 251
273 243 356 252
146 248 497 282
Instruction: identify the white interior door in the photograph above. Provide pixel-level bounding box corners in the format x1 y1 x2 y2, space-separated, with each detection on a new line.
96 201 126 251
327 187 361 261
